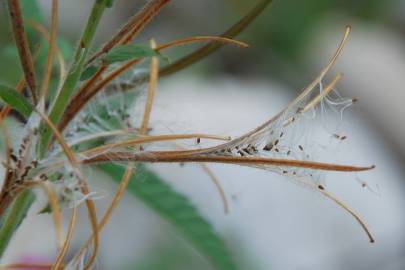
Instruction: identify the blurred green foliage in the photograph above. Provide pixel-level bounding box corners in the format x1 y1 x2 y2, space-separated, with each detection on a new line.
232 0 395 62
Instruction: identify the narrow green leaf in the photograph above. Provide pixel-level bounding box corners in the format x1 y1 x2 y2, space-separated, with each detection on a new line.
0 190 35 258
101 164 236 270
103 44 158 64
80 65 99 81
0 83 33 117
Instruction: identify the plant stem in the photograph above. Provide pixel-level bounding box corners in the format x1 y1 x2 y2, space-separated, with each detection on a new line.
39 0 110 157
0 0 110 260
0 190 35 259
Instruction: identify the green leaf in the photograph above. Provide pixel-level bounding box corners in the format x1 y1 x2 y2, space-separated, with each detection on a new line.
38 204 52 215
0 190 35 258
0 83 33 117
103 44 159 64
101 164 236 270
80 65 99 81
106 0 115 8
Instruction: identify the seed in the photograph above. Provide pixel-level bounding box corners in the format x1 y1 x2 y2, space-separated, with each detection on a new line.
10 154 18 162
299 145 304 151
263 143 273 151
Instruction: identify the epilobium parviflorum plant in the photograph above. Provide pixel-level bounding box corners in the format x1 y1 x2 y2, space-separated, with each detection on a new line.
0 0 376 269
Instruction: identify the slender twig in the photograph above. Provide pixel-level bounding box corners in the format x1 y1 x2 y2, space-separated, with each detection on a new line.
82 151 375 172
317 186 375 243
7 0 37 104
140 39 159 134
28 20 66 91
52 207 77 270
199 163 229 214
39 0 59 101
0 263 63 269
83 133 231 157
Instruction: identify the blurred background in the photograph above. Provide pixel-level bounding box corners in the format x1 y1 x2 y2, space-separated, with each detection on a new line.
1 0 405 269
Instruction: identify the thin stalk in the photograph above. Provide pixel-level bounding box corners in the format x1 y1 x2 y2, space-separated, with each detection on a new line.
199 163 229 214
0 263 62 269
28 20 66 91
82 151 375 172
139 39 158 134
7 0 37 104
39 0 58 100
52 207 77 270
